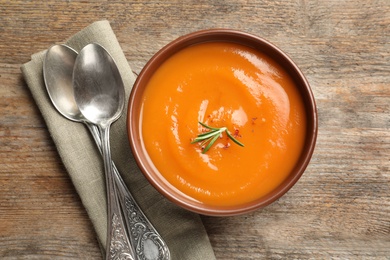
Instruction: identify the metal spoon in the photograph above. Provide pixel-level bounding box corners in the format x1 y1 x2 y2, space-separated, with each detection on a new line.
43 44 170 260
73 43 133 260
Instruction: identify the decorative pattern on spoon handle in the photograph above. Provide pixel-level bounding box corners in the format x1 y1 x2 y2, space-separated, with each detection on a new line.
114 168 170 260
109 213 135 260
123 194 171 260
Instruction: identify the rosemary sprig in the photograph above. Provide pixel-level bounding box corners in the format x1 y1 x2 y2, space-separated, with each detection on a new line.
191 121 244 154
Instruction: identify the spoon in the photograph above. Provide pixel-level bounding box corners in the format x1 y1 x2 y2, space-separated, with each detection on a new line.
43 44 170 260
73 43 133 260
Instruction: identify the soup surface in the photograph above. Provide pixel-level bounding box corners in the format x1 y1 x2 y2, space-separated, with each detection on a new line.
140 42 306 207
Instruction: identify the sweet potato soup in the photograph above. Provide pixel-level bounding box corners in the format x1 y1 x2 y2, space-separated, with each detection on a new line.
140 42 307 207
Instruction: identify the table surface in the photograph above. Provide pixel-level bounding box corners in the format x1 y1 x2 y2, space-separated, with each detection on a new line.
1 0 389 259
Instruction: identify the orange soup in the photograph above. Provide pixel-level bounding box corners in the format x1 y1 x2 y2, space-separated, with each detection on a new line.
140 42 307 207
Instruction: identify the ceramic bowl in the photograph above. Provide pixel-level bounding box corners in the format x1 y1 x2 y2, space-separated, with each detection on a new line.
127 29 317 216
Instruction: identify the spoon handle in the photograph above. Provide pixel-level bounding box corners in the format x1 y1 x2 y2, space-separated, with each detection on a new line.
86 124 171 260
99 124 135 260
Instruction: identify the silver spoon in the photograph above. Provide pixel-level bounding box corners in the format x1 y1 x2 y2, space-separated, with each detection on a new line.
43 44 170 260
73 43 133 260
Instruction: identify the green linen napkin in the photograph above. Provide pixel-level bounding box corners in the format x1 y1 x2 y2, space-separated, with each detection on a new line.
21 20 216 260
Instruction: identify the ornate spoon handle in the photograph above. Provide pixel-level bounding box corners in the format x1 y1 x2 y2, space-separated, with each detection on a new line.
86 123 171 260
99 124 135 260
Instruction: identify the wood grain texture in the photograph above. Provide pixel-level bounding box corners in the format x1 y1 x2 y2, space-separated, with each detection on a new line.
1 0 389 259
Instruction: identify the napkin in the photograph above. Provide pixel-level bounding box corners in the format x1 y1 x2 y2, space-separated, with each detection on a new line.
21 20 216 260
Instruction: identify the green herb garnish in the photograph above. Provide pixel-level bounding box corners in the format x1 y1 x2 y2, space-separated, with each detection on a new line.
191 121 244 154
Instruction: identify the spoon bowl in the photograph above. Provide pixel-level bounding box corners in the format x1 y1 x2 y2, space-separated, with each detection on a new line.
43 45 83 122
73 44 125 126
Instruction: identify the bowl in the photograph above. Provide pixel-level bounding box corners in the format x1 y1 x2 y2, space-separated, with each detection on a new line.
127 29 317 216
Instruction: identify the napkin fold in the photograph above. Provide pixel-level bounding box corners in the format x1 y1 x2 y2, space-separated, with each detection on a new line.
21 20 216 260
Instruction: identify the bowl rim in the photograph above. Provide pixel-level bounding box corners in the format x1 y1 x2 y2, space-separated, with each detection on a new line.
127 28 318 216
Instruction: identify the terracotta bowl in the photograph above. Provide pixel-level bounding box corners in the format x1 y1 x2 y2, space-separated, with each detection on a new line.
127 29 318 216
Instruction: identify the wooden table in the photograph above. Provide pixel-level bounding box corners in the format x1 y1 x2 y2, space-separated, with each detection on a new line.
1 0 389 259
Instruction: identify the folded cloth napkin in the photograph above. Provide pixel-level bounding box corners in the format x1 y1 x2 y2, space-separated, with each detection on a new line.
21 20 216 260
